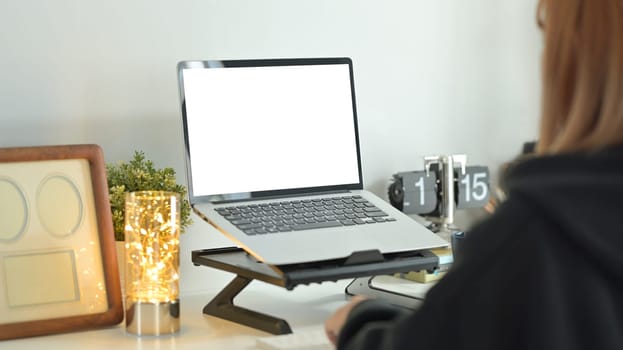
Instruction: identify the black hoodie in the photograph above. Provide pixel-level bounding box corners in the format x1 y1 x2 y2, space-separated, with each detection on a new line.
337 145 623 350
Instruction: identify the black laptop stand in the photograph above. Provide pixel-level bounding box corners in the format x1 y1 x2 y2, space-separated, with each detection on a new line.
191 247 439 334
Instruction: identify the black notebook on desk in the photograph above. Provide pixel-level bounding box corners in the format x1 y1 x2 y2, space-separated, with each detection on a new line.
177 57 447 265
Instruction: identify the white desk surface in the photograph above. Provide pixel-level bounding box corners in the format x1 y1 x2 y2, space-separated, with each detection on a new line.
0 274 433 350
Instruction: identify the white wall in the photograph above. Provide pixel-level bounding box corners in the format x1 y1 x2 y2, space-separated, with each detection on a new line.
0 0 542 294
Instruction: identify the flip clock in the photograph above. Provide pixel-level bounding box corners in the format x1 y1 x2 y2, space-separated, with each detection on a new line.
388 154 490 233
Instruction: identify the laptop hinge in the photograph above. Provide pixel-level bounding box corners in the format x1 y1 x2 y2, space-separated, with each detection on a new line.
207 189 351 205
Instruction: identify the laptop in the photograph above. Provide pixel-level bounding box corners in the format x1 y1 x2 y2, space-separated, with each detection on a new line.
177 57 447 265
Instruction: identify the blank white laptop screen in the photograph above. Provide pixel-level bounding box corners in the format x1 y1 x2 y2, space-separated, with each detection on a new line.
182 62 360 198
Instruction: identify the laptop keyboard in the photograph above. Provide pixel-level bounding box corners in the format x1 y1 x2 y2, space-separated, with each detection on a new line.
215 195 396 235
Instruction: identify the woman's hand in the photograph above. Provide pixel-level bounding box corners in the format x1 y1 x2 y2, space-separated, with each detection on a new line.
324 295 368 346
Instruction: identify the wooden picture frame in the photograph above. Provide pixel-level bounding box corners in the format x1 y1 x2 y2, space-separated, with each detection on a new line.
0 144 123 340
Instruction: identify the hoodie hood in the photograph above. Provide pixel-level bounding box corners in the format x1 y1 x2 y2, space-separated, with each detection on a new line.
502 144 623 280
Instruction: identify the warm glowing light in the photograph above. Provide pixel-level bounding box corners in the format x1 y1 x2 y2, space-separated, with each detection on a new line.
124 191 180 303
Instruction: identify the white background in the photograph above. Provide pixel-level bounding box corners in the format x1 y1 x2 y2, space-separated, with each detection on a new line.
0 0 541 294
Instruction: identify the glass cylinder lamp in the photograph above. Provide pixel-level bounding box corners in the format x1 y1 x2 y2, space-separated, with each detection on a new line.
124 191 180 335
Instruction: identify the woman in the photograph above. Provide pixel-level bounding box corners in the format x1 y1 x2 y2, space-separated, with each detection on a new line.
325 1 623 349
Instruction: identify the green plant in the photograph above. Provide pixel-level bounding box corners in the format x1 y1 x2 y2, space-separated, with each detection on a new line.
106 150 192 241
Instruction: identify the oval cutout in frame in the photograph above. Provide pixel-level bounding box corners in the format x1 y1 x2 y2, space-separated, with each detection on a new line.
37 175 83 237
0 179 28 241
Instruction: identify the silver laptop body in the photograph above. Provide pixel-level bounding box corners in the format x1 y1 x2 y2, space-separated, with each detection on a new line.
177 57 447 265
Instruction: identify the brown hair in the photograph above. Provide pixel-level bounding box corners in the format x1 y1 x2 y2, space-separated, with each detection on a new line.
537 0 623 154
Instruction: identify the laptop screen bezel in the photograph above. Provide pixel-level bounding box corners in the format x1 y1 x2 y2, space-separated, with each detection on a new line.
177 57 364 204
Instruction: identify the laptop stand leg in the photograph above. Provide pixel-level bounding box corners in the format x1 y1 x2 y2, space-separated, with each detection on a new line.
203 275 293 335
345 276 425 310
